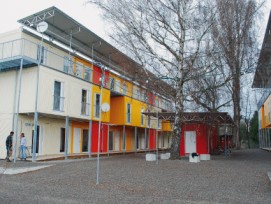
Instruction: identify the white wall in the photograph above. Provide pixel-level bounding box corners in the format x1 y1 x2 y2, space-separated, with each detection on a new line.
38 66 92 119
0 29 21 44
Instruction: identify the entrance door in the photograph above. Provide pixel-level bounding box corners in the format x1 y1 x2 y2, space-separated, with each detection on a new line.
109 131 114 151
185 131 196 153
32 126 40 154
141 133 145 149
73 128 81 153
114 132 120 151
82 129 88 152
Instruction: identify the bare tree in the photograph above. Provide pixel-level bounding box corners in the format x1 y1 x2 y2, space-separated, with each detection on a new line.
187 42 232 112
211 0 262 149
88 0 214 159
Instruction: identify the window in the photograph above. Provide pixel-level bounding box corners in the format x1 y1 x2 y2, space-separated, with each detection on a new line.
115 80 120 92
122 82 127 95
60 128 65 152
53 81 64 111
75 62 83 77
148 116 151 128
136 89 140 99
81 89 90 115
141 108 145 126
158 119 161 129
94 93 100 118
37 45 47 64
126 103 131 123
84 67 91 82
110 77 115 90
63 56 69 73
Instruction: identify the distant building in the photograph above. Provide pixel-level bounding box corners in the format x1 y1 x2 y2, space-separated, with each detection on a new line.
252 11 271 150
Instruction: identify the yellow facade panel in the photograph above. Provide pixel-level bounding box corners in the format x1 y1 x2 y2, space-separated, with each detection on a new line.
92 85 110 123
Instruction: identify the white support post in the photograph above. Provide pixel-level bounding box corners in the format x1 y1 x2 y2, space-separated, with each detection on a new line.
65 116 69 160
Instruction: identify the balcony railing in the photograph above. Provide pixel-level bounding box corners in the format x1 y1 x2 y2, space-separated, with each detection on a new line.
81 102 90 116
94 105 100 118
53 95 65 112
0 38 94 83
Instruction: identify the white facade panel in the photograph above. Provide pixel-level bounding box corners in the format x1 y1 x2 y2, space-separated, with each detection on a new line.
38 66 92 119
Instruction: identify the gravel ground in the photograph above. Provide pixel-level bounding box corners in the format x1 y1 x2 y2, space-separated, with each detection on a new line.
0 149 270 204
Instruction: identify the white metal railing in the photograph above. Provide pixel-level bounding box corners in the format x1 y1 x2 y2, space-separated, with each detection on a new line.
81 102 90 116
53 95 65 112
0 39 38 62
0 38 94 83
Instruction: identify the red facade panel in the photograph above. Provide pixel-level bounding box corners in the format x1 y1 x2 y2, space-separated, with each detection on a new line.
91 121 108 153
92 65 109 87
180 124 218 156
149 129 156 150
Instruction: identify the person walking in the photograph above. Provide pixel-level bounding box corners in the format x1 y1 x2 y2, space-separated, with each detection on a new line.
6 131 14 162
20 133 27 161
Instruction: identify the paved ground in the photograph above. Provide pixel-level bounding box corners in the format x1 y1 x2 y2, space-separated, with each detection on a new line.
0 149 270 204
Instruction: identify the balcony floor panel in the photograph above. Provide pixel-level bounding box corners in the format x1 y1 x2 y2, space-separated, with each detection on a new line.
0 56 38 71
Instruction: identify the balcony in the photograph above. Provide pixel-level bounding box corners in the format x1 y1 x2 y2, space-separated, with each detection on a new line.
53 95 65 112
0 38 93 83
0 39 39 70
81 102 90 116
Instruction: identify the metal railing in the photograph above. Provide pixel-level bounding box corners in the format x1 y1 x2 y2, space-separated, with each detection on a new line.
0 39 38 62
81 102 90 116
53 95 65 112
0 38 94 83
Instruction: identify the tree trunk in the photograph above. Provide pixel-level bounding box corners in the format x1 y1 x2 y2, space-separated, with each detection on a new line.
232 72 241 149
170 86 183 159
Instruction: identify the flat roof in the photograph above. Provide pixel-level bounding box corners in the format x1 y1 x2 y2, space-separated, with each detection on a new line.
17 6 174 95
253 11 271 88
143 112 233 125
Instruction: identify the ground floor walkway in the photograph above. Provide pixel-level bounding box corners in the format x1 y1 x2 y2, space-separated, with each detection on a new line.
0 149 271 203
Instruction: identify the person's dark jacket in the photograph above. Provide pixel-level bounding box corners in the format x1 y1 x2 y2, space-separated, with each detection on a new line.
6 135 13 148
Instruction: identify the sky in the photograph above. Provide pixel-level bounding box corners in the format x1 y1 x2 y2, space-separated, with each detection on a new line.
0 0 271 46
0 0 107 39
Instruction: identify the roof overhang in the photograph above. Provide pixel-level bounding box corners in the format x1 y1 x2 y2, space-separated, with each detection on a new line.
17 7 174 95
143 112 233 125
253 11 271 88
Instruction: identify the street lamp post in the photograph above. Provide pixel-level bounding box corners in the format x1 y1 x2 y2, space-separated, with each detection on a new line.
96 64 105 185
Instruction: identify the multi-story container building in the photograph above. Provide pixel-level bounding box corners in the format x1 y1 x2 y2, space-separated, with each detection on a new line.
253 11 271 150
0 7 173 159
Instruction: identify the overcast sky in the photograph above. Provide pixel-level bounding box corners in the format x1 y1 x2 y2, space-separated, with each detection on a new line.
0 0 270 44
0 0 107 39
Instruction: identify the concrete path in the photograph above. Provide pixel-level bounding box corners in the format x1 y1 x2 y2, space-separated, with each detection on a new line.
0 164 53 175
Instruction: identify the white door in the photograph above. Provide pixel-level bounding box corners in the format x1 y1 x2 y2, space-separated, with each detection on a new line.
141 134 145 149
185 131 196 153
73 128 81 153
114 132 120 151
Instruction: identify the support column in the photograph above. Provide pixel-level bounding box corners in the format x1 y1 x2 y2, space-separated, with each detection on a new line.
107 124 110 157
13 58 24 163
65 116 70 160
156 112 159 164
135 127 137 154
88 120 92 158
122 125 126 155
